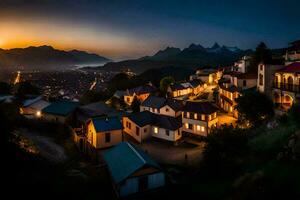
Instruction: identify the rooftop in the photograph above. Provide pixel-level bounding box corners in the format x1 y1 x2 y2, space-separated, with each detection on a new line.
277 62 300 73
42 100 79 116
183 101 218 114
141 96 166 109
103 142 160 184
128 111 182 130
92 116 122 132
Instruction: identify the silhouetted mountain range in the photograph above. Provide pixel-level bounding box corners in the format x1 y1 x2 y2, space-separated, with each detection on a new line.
0 45 111 71
102 43 252 73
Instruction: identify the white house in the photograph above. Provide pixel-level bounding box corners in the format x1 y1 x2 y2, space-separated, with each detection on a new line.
140 96 183 117
123 111 182 143
182 101 218 137
103 142 165 197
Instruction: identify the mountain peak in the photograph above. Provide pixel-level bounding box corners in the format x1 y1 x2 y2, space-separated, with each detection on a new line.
211 42 221 49
187 43 205 50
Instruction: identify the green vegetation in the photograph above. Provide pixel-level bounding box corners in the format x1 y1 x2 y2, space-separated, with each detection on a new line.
15 81 40 101
80 90 111 104
131 96 141 113
249 42 272 73
159 76 175 95
236 90 274 126
191 105 300 199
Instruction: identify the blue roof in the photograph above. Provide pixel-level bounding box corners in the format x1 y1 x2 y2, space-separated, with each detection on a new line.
42 100 79 116
103 142 160 183
92 116 122 132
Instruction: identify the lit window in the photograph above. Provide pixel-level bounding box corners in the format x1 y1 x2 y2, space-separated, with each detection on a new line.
194 113 197 119
154 127 158 134
196 125 201 131
185 123 189 129
201 115 205 120
201 126 205 132
187 112 190 118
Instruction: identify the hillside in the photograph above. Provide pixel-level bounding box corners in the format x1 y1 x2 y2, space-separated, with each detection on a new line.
101 43 253 74
0 45 111 71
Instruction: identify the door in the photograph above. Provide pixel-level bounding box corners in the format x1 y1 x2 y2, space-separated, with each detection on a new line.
138 176 148 192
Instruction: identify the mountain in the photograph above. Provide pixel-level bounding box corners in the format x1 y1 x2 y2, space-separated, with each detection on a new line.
0 45 111 71
149 47 181 60
101 42 250 74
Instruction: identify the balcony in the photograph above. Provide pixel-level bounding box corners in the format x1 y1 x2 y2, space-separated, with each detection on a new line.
273 82 300 93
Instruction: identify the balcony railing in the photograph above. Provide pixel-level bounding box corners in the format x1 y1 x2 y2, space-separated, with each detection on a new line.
273 82 300 93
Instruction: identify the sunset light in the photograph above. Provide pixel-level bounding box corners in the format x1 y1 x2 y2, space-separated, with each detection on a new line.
1 1 300 199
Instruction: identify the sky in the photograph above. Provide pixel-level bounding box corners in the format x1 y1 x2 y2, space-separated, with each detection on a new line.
0 0 299 60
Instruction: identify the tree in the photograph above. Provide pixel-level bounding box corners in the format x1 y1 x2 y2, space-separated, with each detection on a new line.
80 90 110 105
236 90 274 126
0 82 12 94
203 125 248 174
159 76 175 95
16 81 40 100
131 96 140 112
249 42 272 73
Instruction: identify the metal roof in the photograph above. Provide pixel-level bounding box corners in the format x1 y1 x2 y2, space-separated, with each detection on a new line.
103 142 160 184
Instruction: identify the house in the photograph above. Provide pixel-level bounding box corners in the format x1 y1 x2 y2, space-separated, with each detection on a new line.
140 96 183 117
86 116 123 149
182 101 218 136
75 101 120 128
167 80 204 98
232 56 251 73
20 96 50 118
159 99 183 117
257 62 284 98
218 73 257 118
191 68 221 85
140 96 165 114
123 111 182 143
218 83 240 118
167 82 193 98
42 100 79 123
273 62 300 110
285 40 300 65
103 142 165 197
124 84 157 106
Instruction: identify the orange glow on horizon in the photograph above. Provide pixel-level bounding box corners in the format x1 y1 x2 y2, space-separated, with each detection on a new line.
0 17 156 59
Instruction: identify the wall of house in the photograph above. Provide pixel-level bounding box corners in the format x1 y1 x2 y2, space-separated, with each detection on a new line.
151 126 182 142
236 78 257 89
140 106 160 114
182 117 208 136
95 129 122 149
123 117 151 143
257 64 284 98
119 172 165 197
42 113 68 124
159 105 179 117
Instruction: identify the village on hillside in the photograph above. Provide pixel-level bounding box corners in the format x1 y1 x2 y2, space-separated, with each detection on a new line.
2 40 300 199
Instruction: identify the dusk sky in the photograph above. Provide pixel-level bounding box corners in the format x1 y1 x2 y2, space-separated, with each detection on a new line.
0 0 299 60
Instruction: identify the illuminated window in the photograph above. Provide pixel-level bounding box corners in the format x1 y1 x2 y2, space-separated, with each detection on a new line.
187 112 190 118
154 127 158 134
201 115 205 120
185 123 189 129
201 126 205 132
196 125 201 131
194 113 197 119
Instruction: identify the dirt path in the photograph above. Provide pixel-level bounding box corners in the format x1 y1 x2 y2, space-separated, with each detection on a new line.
16 128 68 163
